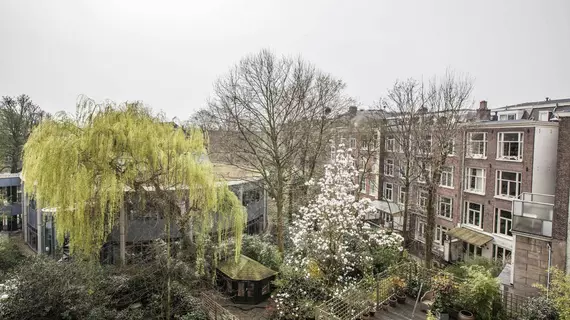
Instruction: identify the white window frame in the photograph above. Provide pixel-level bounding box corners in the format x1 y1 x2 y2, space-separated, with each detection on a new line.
499 113 517 121
418 163 431 184
438 196 453 219
369 176 377 196
493 244 512 265
463 201 483 228
463 242 482 258
398 186 407 205
330 145 336 161
467 132 487 159
399 160 410 178
385 137 395 152
383 183 393 201
440 166 454 188
494 208 513 237
538 111 551 121
384 159 394 177
418 190 428 211
465 167 486 194
495 171 522 199
360 178 366 193
349 137 357 149
416 220 426 241
434 225 448 246
497 132 524 161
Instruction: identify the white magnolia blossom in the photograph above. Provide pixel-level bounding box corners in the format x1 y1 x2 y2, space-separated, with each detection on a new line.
274 146 403 316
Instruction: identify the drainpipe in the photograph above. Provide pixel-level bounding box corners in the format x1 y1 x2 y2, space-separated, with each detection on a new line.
547 242 552 298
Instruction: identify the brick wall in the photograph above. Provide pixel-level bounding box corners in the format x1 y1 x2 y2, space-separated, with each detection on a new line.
553 117 570 241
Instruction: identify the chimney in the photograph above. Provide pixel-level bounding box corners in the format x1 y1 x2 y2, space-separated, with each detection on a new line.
348 106 358 116
477 100 491 121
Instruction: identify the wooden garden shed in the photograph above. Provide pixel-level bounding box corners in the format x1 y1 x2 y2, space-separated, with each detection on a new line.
217 255 278 304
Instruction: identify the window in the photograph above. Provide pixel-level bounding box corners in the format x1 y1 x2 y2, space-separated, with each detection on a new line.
262 282 270 295
418 163 431 183
438 196 453 219
467 132 487 158
434 225 448 246
416 220 425 240
539 111 552 121
465 168 486 194
496 171 522 198
369 176 377 196
494 209 512 236
386 137 395 152
497 132 523 161
247 282 255 297
446 140 456 155
360 178 366 192
330 146 336 161
349 137 357 149
463 202 483 228
419 135 432 154
383 183 393 201
384 159 394 176
418 190 428 211
463 242 482 258
440 166 454 188
399 160 410 177
238 282 245 297
499 113 516 121
359 157 366 171
493 245 512 264
398 186 407 204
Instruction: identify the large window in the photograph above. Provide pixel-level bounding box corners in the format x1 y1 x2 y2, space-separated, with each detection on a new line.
384 159 394 176
493 245 512 264
369 176 377 196
494 208 512 236
438 196 453 219
349 137 357 149
398 186 407 204
440 166 454 188
463 202 483 228
416 220 425 240
498 132 523 161
383 183 393 201
467 132 487 158
418 163 431 183
463 242 482 258
418 190 428 211
465 168 486 194
435 225 448 246
360 178 366 192
499 113 516 121
386 137 395 152
496 171 522 198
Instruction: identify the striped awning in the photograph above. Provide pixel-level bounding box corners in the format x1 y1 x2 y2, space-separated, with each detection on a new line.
447 227 493 247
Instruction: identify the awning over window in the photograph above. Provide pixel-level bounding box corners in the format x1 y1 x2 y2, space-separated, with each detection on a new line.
447 227 493 247
370 200 402 217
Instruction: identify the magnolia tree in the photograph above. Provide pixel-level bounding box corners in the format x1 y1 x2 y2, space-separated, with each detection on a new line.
273 146 403 318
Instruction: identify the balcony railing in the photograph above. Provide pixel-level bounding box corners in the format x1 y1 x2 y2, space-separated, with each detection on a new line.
512 193 554 237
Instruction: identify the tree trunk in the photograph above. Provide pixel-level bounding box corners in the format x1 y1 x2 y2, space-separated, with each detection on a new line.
119 201 126 266
276 196 285 254
424 185 435 269
402 179 411 247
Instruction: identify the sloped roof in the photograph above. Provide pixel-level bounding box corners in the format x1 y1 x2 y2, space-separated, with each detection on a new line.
217 254 277 281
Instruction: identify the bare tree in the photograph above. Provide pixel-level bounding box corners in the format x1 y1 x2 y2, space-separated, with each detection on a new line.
414 71 474 268
377 79 425 245
0 95 47 173
200 49 349 253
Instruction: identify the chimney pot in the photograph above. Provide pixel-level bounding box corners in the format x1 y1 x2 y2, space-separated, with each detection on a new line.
479 100 488 110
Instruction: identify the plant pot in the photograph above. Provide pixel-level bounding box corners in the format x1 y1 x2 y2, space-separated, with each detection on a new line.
435 311 450 320
388 296 397 307
369 309 376 316
382 301 389 310
458 310 475 320
396 294 406 304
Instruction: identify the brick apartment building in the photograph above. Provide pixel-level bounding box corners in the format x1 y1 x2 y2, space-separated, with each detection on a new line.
334 97 570 293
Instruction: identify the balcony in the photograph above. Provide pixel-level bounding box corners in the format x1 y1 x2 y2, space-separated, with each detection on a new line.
512 193 554 238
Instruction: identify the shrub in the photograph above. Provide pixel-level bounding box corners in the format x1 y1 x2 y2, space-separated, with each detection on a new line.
456 265 501 320
446 256 504 278
0 237 24 272
241 234 282 270
519 296 558 320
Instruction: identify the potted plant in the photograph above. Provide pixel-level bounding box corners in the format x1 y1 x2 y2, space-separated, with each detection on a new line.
388 295 397 307
392 276 407 304
368 302 376 316
431 273 455 320
382 300 390 310
456 265 500 320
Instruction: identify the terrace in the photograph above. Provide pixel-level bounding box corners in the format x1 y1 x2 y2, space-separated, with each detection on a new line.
512 193 554 238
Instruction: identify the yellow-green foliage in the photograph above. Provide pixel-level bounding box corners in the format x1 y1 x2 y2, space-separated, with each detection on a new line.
22 100 246 268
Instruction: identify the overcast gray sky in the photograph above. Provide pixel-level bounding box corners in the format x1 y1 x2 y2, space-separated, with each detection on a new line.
1 0 569 119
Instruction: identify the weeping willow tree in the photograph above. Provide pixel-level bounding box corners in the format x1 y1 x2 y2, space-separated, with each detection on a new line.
22 96 246 271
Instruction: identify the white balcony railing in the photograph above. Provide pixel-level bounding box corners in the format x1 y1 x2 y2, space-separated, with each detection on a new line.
512 192 554 237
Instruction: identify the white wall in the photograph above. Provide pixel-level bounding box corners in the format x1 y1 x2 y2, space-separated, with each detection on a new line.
532 125 559 195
